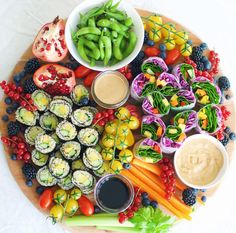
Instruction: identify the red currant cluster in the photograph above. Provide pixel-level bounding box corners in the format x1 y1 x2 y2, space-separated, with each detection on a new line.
118 186 141 223
93 109 115 127
216 106 231 140
119 65 133 80
158 157 176 200
221 106 231 121
1 136 31 162
0 81 37 111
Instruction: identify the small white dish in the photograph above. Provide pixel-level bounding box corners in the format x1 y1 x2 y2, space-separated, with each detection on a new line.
65 0 144 71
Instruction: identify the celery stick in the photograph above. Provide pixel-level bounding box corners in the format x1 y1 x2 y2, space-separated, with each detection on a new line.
93 213 118 217
97 226 139 233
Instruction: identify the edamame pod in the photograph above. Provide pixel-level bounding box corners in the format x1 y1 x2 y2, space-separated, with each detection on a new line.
106 11 126 21
123 31 137 57
104 0 113 9
124 17 133 27
77 38 90 63
113 34 123 60
101 36 112 65
99 38 105 60
75 27 101 37
112 31 118 38
88 17 96 27
84 34 99 42
120 37 127 51
84 41 101 60
109 0 121 12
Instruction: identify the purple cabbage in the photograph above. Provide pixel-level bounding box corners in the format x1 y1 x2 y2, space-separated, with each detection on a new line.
142 57 168 73
157 72 180 87
142 115 166 136
160 136 183 154
141 138 160 148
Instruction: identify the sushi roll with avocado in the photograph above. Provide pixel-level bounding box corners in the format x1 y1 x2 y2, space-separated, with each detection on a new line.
35 134 56 153
36 166 57 187
16 107 39 126
24 126 45 145
56 120 77 141
70 85 89 106
77 127 99 146
49 99 72 119
49 157 70 179
53 95 73 106
40 112 59 131
31 149 49 167
71 109 93 127
83 148 103 170
31 90 51 111
60 141 81 160
93 162 111 177
72 159 88 171
80 106 98 117
58 173 74 190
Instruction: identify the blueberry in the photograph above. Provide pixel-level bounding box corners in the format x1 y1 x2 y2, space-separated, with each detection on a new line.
187 39 193 45
200 189 207 192
144 31 149 43
146 40 155 46
200 43 208 50
4 97 12 105
26 180 33 187
13 74 22 83
141 192 148 199
225 94 231 100
12 102 20 109
6 107 14 114
2 115 9 122
204 60 212 70
150 201 158 208
159 51 166 60
11 154 17 160
123 163 131 169
193 188 198 194
201 56 208 63
229 132 236 141
224 126 231 134
79 97 89 105
94 205 103 214
159 43 166 51
36 186 45 195
142 198 150 207
201 196 207 202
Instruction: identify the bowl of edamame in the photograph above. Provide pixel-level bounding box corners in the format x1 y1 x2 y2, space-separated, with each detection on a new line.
65 0 144 71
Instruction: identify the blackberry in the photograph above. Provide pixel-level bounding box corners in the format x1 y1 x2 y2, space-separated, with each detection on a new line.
24 58 41 74
182 188 196 206
218 76 230 91
190 46 203 61
23 77 38 93
7 121 20 136
131 65 142 78
130 51 145 66
64 62 79 70
22 163 37 180
224 126 231 134
196 60 205 71
220 134 229 146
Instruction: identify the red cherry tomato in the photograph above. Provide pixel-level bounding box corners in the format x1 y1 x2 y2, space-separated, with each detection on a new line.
84 71 100 87
125 104 142 122
78 196 94 216
39 189 53 209
164 48 181 65
144 47 160 57
74 65 92 78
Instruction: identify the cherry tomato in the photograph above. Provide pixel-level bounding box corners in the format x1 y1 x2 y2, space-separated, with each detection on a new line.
125 105 142 122
128 116 140 130
74 65 92 78
102 134 115 148
53 189 67 204
105 120 118 135
165 48 181 65
147 15 163 29
119 149 134 163
84 71 100 87
101 147 114 161
110 160 123 174
65 198 79 215
39 189 53 209
116 107 131 120
78 196 94 216
144 47 160 57
49 205 64 223
70 188 82 200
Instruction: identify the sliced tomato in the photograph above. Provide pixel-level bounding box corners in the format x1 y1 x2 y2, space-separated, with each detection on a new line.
39 189 53 209
84 71 100 87
78 196 94 216
165 48 181 65
74 66 92 78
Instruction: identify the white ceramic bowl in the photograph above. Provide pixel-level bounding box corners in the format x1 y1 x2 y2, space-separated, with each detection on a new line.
65 0 144 71
174 134 229 190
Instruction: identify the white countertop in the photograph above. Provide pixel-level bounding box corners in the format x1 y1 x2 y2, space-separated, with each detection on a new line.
0 0 236 232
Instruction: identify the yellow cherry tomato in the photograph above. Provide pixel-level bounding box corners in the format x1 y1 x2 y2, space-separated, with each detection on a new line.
148 28 162 43
116 136 129 150
126 130 135 146
161 23 176 38
105 120 118 135
174 31 189 45
110 160 123 174
101 147 114 161
128 116 140 130
49 205 64 223
102 134 115 148
70 188 82 200
65 198 79 216
163 37 176 50
143 22 147 30
180 43 192 56
116 107 131 120
119 149 134 163
53 189 67 204
147 15 162 29
117 123 130 136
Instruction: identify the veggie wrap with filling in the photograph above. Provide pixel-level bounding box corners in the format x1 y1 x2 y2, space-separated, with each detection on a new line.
192 76 221 105
136 138 162 163
173 110 198 132
197 104 222 135
142 91 170 117
141 115 166 140
160 125 186 154
141 57 168 75
170 89 196 111
172 63 195 90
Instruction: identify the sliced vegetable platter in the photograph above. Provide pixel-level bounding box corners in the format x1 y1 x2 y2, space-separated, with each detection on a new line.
0 6 235 233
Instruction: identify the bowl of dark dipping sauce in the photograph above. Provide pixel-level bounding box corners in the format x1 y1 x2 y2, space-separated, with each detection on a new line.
94 174 134 213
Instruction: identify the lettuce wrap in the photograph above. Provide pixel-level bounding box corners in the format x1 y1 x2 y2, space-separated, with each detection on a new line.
141 57 168 75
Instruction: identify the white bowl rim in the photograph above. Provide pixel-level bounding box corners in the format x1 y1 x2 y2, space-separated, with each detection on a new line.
174 134 229 190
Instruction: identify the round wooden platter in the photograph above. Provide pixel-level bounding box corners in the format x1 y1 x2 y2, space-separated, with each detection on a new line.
0 8 235 233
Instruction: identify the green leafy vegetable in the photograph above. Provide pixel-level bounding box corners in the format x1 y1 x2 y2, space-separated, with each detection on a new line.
179 64 195 83
141 62 163 75
141 122 160 140
141 83 156 97
165 125 182 141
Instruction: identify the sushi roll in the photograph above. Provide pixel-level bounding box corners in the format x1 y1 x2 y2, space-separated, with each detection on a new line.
35 134 56 153
70 85 89 106
78 127 99 146
60 141 81 160
56 120 77 141
160 126 186 154
53 95 73 106
24 126 45 145
48 157 70 179
170 89 196 111
39 112 59 131
192 77 221 105
71 109 93 127
83 148 103 170
173 110 198 132
31 90 51 111
71 159 88 171
141 115 166 140
80 106 98 117
16 107 39 126
58 173 74 190
49 99 72 119
93 162 111 177
197 104 223 135
142 91 170 117
31 149 49 167
36 166 57 187
141 57 168 75
50 132 61 145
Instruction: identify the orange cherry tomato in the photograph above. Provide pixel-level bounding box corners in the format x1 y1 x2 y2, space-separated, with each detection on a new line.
39 189 53 209
144 47 160 57
74 65 92 78
164 48 181 65
84 71 100 87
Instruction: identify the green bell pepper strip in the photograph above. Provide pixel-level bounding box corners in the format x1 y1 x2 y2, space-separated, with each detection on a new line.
74 27 101 37
113 34 123 60
123 31 137 57
77 38 90 63
165 126 182 141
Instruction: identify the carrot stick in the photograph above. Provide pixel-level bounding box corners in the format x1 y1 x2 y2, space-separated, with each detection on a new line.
121 170 192 221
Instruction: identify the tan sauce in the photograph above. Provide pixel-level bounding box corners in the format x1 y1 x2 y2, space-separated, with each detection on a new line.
94 73 128 105
176 138 224 186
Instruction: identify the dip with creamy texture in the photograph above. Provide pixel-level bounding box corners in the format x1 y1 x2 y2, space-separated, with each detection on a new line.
176 138 224 186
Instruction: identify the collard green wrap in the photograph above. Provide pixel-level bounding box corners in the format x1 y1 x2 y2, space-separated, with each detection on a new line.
192 76 221 105
141 57 168 75
141 115 166 140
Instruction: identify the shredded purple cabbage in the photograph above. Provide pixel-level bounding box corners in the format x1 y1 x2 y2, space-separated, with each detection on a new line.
142 57 168 72
142 115 166 133
157 72 180 88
